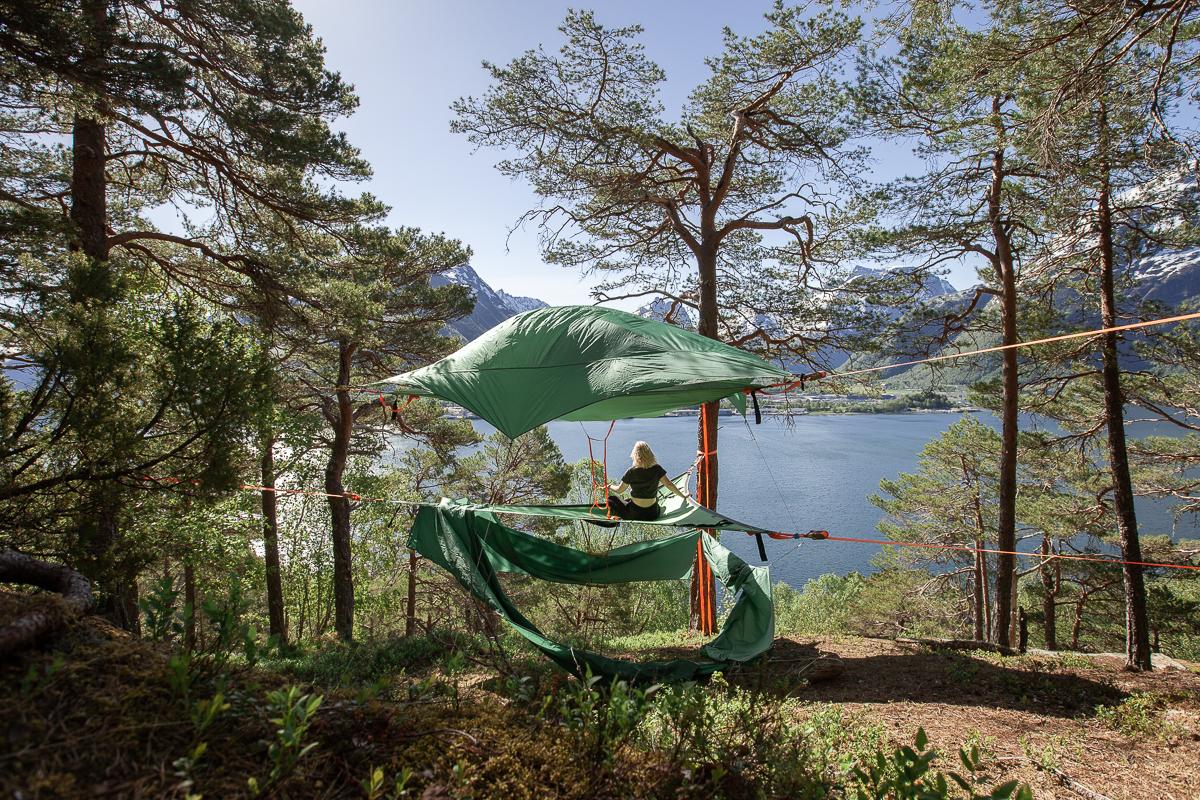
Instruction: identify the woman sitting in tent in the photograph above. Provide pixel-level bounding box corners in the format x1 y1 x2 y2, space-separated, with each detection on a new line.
605 441 692 521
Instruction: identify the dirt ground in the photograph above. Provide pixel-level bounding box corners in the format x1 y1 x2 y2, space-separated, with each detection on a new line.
769 636 1200 800
3 588 1197 799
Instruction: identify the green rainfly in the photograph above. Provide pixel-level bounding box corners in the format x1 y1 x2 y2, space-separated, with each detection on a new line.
408 501 774 682
383 305 791 438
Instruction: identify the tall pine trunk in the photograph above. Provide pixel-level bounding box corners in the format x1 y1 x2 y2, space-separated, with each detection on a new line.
972 547 985 641
1096 105 1151 670
988 114 1020 648
70 0 108 261
690 241 719 634
260 431 288 647
325 340 356 641
71 0 142 630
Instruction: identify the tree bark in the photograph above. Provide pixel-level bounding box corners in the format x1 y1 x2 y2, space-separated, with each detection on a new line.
967 462 987 641
183 558 196 653
988 111 1020 649
1041 536 1058 649
260 432 288 647
0 549 95 655
71 114 108 260
973 546 986 641
1095 111 1152 670
690 241 719 634
406 550 419 637
325 339 356 641
70 0 109 262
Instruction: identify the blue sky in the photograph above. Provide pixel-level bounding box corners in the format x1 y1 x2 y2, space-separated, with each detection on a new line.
292 0 969 304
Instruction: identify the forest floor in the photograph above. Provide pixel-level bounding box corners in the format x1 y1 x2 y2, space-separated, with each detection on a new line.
2 592 1198 799
743 637 1200 800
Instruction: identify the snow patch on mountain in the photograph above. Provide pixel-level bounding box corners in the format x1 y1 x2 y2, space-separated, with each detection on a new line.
496 290 549 314
635 297 696 328
433 264 550 340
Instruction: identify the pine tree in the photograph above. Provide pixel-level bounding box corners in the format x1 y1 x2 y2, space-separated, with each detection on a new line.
872 418 1003 640
451 6 920 629
0 0 380 625
856 15 1052 645
288 227 471 641
993 0 1200 669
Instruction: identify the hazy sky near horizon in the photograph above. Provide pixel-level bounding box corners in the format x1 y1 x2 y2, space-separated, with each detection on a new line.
291 0 975 305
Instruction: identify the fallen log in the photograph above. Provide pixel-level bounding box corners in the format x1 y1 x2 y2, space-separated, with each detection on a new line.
0 549 94 655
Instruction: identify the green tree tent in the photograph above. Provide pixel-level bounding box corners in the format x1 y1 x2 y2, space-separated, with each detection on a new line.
383 305 792 438
391 305 792 679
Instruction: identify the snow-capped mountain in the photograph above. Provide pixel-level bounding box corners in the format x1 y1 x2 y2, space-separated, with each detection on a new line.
635 297 697 328
496 289 548 315
432 264 549 340
1125 245 1200 308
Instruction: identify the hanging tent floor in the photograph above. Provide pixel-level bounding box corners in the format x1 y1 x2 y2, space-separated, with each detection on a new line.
409 501 774 682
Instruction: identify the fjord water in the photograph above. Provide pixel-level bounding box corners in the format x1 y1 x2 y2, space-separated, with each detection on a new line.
467 413 1197 588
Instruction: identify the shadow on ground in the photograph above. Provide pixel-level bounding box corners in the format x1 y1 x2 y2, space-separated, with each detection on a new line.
637 637 1126 718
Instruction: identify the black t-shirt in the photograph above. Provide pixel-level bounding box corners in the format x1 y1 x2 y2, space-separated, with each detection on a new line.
622 464 667 500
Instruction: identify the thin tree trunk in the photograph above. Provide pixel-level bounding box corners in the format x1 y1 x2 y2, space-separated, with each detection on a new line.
297 574 309 643
183 559 196 653
1095 107 1151 670
691 242 719 634
1041 535 1057 650
260 432 287 647
988 106 1020 649
1009 568 1019 643
405 550 419 637
325 339 356 641
967 461 986 641
972 547 985 641
982 552 992 642
1071 595 1086 650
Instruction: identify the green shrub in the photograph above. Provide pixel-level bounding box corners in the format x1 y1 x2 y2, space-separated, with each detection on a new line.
1095 692 1180 740
270 630 484 688
775 573 868 636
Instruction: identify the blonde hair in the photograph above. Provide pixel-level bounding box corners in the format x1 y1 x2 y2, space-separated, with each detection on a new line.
631 441 657 468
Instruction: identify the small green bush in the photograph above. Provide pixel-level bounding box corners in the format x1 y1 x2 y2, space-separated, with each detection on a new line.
270 630 484 688
1095 692 1180 740
775 573 868 636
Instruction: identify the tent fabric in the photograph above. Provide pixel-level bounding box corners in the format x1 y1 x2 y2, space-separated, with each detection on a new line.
443 472 773 535
382 305 792 438
408 501 774 682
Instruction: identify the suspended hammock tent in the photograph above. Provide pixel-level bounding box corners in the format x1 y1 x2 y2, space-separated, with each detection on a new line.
381 305 793 439
388 305 790 680
411 502 773 682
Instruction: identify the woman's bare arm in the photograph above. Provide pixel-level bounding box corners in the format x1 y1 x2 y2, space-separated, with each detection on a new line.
659 475 691 500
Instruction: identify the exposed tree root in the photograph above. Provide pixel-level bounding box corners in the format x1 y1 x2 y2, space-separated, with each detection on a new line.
0 549 93 655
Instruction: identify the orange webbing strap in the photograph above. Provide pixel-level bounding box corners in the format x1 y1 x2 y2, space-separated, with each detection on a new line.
760 310 1200 393
817 533 1200 571
696 403 718 635
584 421 617 518
373 392 419 435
